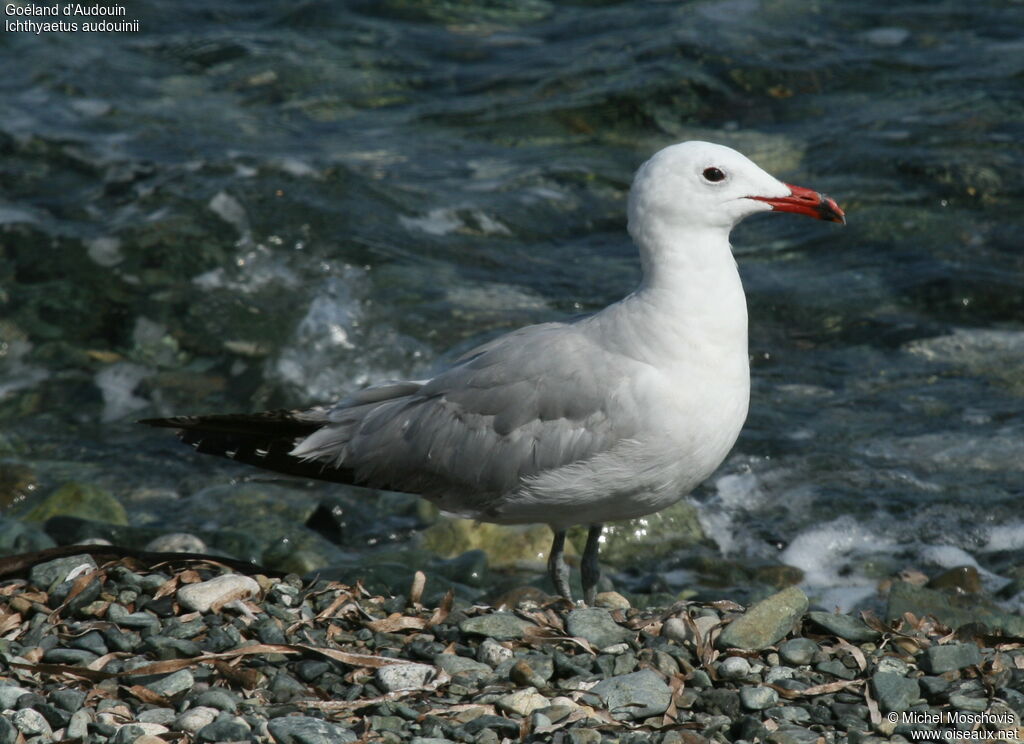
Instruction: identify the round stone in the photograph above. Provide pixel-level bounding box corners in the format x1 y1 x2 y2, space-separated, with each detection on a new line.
740 686 779 711
718 656 752 680
779 637 818 666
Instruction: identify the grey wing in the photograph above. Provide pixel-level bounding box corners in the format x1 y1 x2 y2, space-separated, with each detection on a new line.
290 321 641 501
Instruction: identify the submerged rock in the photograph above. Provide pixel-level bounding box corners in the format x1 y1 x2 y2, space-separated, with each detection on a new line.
592 500 706 567
887 581 1024 635
0 517 56 555
422 518 554 568
21 482 128 526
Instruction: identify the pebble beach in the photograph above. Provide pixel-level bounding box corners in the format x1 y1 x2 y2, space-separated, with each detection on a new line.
2 549 1022 743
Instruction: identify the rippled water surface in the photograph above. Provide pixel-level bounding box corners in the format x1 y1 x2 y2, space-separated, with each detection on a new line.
2 0 1023 608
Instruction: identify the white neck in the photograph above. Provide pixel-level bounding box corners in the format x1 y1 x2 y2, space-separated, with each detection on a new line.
636 224 733 292
634 222 748 346
587 220 750 380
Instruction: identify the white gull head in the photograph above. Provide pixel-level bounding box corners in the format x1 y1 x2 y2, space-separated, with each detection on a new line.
626 141 845 284
628 141 787 232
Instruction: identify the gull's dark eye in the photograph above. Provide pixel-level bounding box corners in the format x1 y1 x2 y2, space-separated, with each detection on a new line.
703 167 726 183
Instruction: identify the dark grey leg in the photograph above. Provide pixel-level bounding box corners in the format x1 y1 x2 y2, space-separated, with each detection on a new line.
548 529 573 601
581 524 603 606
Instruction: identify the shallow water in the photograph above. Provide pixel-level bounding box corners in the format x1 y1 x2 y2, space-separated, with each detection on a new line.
2 0 1023 609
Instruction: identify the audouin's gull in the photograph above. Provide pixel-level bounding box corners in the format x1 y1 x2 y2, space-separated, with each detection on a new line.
143 141 844 604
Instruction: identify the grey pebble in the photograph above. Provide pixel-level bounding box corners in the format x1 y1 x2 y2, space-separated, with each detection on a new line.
476 637 512 667
70 630 109 656
462 714 520 737
458 612 532 641
871 671 920 713
690 669 713 689
172 706 218 735
28 554 97 590
375 662 436 692
11 709 51 737
949 693 988 712
109 609 161 630
144 669 195 697
768 724 823 744
111 722 169 743
50 689 86 714
876 656 910 675
740 686 779 710
66 709 91 740
195 715 251 743
192 688 239 713
806 611 880 643
567 729 602 744
589 669 671 721
296 659 331 682
816 659 856 680
433 653 494 683
137 707 175 725
718 587 809 650
919 675 951 696
922 642 982 674
42 647 98 665
775 705 811 723
178 574 261 613
33 703 70 730
764 665 795 684
663 614 719 644
779 637 817 665
0 687 31 709
565 608 632 649
718 655 751 680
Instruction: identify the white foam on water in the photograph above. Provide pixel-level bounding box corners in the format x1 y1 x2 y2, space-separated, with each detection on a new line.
918 544 1011 594
0 339 49 400
861 430 1024 472
906 327 1024 364
192 244 301 294
400 208 462 236
400 207 511 237
132 317 180 367
698 469 775 558
918 544 979 570
95 362 153 422
208 191 251 243
980 522 1024 553
268 268 431 403
780 516 895 613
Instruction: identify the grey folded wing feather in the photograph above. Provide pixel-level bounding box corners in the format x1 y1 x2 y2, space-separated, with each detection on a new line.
291 321 641 501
